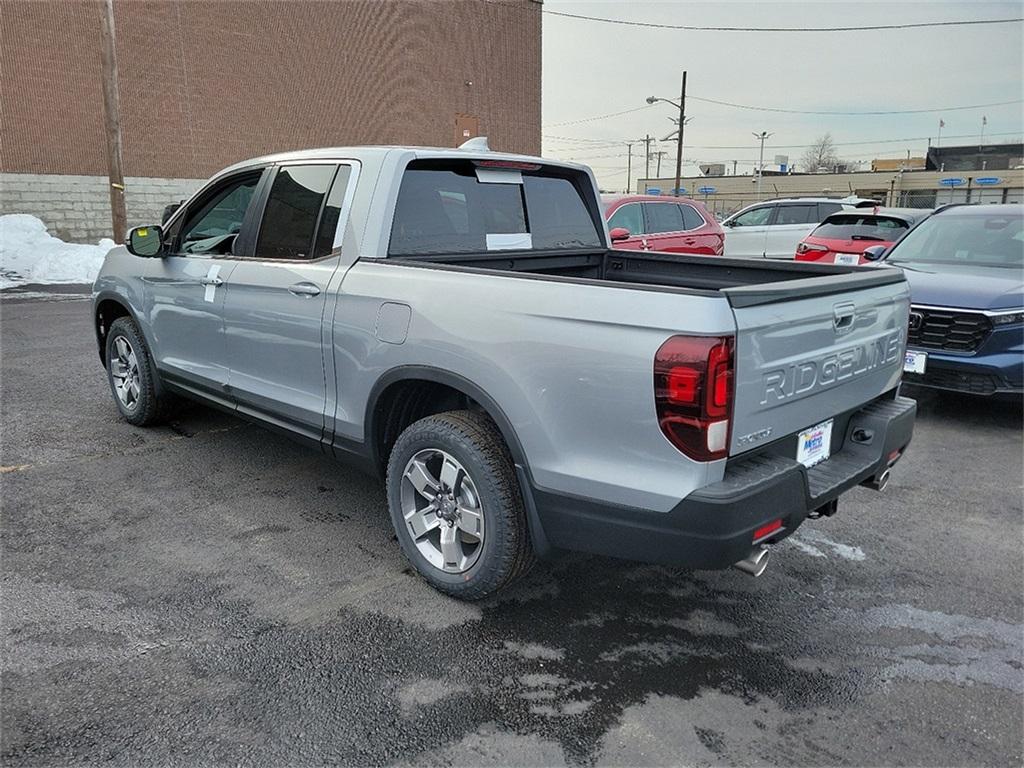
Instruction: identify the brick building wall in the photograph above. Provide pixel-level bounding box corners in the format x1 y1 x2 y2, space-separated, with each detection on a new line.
0 0 541 241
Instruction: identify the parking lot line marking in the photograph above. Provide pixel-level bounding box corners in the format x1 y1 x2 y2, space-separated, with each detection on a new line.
0 464 31 474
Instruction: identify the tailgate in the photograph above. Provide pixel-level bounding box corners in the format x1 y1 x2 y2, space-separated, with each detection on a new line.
724 272 910 456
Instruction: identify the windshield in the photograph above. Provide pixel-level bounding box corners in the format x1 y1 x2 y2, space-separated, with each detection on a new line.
812 214 910 242
887 210 1024 268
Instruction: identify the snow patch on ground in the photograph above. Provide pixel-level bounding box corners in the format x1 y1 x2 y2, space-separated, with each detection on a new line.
0 215 114 289
786 528 866 561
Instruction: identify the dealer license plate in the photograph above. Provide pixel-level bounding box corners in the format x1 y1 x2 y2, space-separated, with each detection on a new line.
904 350 927 374
797 419 833 468
834 252 860 266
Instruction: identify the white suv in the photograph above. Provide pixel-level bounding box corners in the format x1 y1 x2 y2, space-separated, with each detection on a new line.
722 197 876 259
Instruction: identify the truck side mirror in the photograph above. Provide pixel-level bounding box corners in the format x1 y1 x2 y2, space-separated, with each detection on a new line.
127 225 165 257
862 245 888 262
609 227 631 242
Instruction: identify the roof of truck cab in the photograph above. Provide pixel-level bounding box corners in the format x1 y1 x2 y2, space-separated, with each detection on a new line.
215 145 590 177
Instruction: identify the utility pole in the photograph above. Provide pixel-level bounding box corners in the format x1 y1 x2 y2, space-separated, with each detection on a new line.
642 134 652 180
732 160 738 176
752 131 772 201
674 70 687 197
99 0 127 243
653 151 667 176
626 142 633 194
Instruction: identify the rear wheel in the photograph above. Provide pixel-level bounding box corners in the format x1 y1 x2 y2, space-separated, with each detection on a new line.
386 410 534 600
104 317 173 426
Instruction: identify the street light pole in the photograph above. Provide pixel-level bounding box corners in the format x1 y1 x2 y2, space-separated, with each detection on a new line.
753 131 772 201
674 70 687 197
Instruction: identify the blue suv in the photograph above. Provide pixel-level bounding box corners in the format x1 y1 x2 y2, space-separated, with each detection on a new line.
878 204 1023 397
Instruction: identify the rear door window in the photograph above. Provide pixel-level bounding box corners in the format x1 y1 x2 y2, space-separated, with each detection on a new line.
644 202 684 234
388 160 602 255
774 203 817 225
255 164 337 260
811 215 910 241
679 204 705 230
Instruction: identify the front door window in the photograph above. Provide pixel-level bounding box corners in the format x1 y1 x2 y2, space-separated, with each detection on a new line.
177 175 261 255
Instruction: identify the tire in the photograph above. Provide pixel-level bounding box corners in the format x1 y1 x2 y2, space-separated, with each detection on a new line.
104 316 174 426
386 410 535 600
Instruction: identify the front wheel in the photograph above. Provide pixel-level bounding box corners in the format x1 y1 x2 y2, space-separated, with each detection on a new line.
104 317 173 426
386 410 534 600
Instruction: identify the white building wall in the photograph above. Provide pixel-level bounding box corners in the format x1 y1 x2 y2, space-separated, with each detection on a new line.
0 173 204 243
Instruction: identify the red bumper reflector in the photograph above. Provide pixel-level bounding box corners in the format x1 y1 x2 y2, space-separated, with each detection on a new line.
753 519 783 541
888 449 902 462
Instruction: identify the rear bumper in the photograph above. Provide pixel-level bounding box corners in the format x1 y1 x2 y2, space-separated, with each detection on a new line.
527 395 916 569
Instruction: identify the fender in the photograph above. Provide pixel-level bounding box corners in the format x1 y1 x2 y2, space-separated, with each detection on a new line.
364 365 552 557
92 288 169 401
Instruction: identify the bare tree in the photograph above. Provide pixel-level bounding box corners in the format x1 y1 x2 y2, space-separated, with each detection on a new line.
800 133 840 173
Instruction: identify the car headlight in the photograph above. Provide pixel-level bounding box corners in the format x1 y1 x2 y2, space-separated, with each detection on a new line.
990 311 1024 326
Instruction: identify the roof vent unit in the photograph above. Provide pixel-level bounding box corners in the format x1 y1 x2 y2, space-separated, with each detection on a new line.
458 136 491 152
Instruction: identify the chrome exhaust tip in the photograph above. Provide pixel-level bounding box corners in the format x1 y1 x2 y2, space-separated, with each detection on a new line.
862 468 891 492
732 546 770 577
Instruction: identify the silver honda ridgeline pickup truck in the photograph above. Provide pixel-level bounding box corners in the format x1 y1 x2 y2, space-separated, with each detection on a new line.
93 141 916 599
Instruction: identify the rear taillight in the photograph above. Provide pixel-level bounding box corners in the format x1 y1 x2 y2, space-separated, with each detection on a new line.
796 242 828 255
654 335 734 461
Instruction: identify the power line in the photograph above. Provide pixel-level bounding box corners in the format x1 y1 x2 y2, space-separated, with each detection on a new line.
544 98 1015 128
539 9 1023 33
546 131 1022 154
688 95 1023 116
544 104 654 127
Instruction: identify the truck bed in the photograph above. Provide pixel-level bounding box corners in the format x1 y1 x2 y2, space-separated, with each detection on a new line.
395 248 905 307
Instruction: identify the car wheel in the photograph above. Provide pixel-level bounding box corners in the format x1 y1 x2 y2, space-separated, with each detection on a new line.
104 316 173 426
386 410 534 600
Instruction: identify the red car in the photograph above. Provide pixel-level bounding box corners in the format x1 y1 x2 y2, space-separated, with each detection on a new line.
795 207 930 265
602 194 725 255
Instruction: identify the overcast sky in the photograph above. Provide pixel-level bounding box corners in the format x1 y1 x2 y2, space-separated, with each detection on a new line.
540 0 1024 190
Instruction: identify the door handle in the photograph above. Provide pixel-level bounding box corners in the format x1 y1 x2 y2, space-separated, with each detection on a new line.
288 282 321 297
199 276 223 286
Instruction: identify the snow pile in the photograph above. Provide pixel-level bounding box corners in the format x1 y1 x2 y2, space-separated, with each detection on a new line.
0 214 115 289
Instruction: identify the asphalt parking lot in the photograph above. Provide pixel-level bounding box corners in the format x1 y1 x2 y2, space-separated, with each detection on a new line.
2 290 1022 767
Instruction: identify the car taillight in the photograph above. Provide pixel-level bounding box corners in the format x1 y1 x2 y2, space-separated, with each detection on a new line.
796 242 828 255
654 335 734 461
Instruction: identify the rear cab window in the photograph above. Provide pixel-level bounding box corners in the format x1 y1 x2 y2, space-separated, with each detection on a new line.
388 160 603 256
812 214 910 241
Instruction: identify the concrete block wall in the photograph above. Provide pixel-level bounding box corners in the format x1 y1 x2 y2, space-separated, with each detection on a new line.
0 173 204 243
